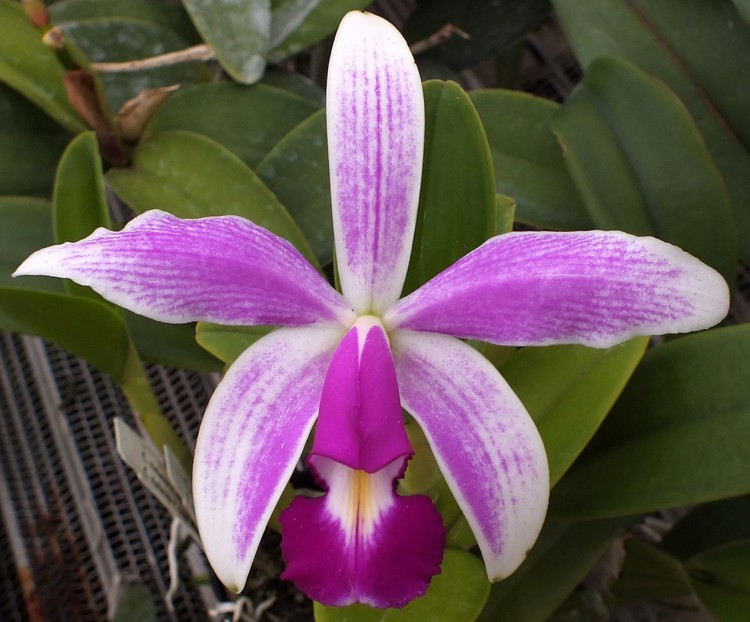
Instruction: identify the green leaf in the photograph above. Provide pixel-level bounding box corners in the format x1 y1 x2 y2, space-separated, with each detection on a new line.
552 0 750 263
112 583 157 622
49 0 200 44
613 539 692 604
106 129 318 267
0 83 73 196
551 56 736 285
262 67 324 105
686 541 750 622
125 313 221 372
58 17 206 112
662 497 750 561
478 518 625 622
0 197 62 292
145 82 319 168
256 109 333 265
470 90 591 230
403 0 550 70
550 325 750 519
313 549 490 622
0 0 86 132
403 80 496 295
195 322 272 366
0 287 129 380
182 0 270 84
731 0 750 25
495 194 516 235
268 0 370 62
500 337 648 486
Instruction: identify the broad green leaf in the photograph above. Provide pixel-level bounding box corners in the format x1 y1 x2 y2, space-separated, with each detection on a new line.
470 90 591 231
662 498 750 560
0 287 129 380
268 0 370 62
145 82 319 168
551 56 736 285
613 539 691 604
125 313 221 372
195 322 272 366
550 325 750 519
49 0 199 43
0 83 73 196
182 0 270 84
314 549 490 622
403 0 550 70
58 17 206 112
553 0 750 263
686 541 750 622
106 129 318 266
53 131 110 298
112 583 157 622
495 194 516 235
402 80 496 295
0 197 62 292
0 0 86 132
256 109 333 265
732 0 750 25
262 67 324 105
478 518 625 622
500 337 648 486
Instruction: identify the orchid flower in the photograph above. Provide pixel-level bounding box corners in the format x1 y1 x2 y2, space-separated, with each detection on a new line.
15 11 729 609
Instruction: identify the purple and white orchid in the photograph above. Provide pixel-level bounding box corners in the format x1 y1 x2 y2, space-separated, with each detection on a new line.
15 11 729 609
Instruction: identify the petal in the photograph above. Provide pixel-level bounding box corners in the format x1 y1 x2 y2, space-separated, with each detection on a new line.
391 330 549 580
280 458 445 608
14 209 354 327
385 231 730 348
327 12 424 315
312 315 412 472
193 326 343 592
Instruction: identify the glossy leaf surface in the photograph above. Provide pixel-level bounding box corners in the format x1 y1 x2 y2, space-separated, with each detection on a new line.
314 549 490 622
551 56 736 285
402 80 495 296
687 541 750 622
500 337 648 486
182 0 270 84
471 90 590 230
0 0 86 132
256 109 332 265
107 130 318 266
551 326 750 518
195 322 272 367
553 0 750 263
146 82 319 168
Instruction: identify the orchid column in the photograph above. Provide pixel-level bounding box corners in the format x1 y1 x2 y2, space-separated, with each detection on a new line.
14 10 729 611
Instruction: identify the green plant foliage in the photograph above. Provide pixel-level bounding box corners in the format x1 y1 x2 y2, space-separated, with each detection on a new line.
470 90 590 231
262 67 324 104
146 82 320 168
0 84 73 196
314 549 490 622
182 0 270 84
57 17 206 112
0 0 86 132
0 198 61 292
195 322 272 366
500 337 648 486
551 325 750 519
402 80 496 296
256 109 333 265
613 539 692 604
553 0 750 263
686 541 750 621
403 0 550 70
551 55 737 285
106 129 318 266
494 194 516 235
49 0 200 43
269 0 370 61
478 518 625 622
112 583 157 622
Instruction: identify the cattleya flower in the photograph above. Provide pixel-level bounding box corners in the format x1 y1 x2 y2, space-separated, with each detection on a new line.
15 11 729 609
